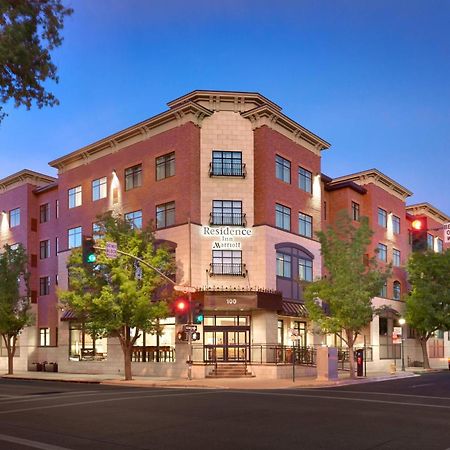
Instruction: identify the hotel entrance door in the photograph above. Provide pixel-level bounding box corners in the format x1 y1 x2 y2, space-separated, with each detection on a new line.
203 315 250 362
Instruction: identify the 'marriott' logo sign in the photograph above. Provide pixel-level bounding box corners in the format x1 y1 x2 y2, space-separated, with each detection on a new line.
201 226 253 249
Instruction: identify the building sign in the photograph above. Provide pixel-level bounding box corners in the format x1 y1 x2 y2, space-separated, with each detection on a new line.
200 226 253 250
444 223 450 244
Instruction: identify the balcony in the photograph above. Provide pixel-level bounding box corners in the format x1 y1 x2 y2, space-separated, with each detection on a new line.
209 162 246 178
209 212 247 227
209 263 247 277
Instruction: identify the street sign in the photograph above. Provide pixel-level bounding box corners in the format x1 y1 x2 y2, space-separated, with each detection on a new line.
444 223 450 244
392 326 402 344
174 285 196 293
184 325 197 332
393 326 402 336
105 241 118 259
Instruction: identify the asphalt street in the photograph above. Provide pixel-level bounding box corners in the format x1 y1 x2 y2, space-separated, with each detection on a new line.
0 372 448 450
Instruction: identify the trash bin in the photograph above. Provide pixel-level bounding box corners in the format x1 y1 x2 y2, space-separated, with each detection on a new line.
44 362 58 372
34 362 43 372
356 349 364 377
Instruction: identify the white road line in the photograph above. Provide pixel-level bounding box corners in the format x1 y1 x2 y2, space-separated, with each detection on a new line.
0 432 71 450
411 383 435 388
295 388 450 401
0 389 166 406
0 389 221 415
234 390 450 410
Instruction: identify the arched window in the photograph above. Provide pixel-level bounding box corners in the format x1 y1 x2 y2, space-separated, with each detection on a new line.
275 243 314 302
393 281 401 300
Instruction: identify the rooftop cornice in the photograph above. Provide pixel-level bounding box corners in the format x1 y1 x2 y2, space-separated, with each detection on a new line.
331 169 412 200
324 180 367 195
240 104 330 153
49 101 213 171
406 203 449 223
0 169 56 193
167 89 282 112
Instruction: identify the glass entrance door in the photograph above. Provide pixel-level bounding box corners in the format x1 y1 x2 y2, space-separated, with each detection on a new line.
203 316 250 362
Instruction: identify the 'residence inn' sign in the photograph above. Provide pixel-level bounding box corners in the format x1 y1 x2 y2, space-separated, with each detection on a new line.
200 226 253 249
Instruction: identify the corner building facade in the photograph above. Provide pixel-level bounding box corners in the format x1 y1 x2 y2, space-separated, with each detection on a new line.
0 91 448 378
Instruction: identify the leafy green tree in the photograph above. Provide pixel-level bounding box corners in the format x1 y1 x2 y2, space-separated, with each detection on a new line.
0 0 73 122
58 214 174 380
304 212 390 378
0 243 31 375
406 250 450 369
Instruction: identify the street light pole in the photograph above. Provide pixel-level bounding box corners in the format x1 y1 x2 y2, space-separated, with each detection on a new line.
399 317 406 371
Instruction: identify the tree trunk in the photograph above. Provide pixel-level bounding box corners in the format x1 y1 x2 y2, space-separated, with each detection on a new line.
346 331 356 379
119 326 133 381
419 337 430 369
2 334 16 375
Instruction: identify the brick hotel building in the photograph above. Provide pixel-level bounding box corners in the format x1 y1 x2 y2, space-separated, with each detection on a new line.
0 91 448 378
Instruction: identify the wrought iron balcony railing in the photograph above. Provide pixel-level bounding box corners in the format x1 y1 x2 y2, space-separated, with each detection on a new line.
209 263 247 277
209 162 246 178
209 212 247 227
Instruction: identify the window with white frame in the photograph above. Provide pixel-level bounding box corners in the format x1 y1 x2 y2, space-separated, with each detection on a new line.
68 226 82 249
299 212 313 238
68 186 82 208
92 177 107 201
427 233 434 250
92 223 102 241
437 238 443 253
298 167 312 194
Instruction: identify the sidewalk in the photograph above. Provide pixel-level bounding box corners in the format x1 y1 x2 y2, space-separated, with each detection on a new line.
1 369 422 390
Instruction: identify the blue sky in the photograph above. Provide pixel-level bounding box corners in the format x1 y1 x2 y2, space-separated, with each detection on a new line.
1 0 449 214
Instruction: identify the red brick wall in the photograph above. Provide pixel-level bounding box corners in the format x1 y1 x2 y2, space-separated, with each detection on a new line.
254 125 321 237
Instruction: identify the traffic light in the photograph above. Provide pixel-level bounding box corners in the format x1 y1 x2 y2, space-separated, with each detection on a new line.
193 301 204 324
411 218 427 252
173 297 189 324
177 331 188 341
82 236 96 264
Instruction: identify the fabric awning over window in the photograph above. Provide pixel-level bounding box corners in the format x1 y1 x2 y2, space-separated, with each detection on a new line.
280 301 308 317
60 309 78 321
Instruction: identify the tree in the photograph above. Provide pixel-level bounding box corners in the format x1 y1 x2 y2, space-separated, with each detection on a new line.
405 250 450 369
0 243 32 375
304 212 390 378
58 213 174 380
0 0 73 122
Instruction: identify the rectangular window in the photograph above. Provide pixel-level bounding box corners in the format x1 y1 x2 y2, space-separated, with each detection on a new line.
211 200 244 226
125 210 143 230
299 212 313 238
298 167 312 194
55 199 59 219
377 243 387 262
393 248 401 267
40 240 50 259
55 237 59 254
298 258 313 282
156 202 175 229
276 203 291 231
437 238 443 253
323 201 327 221
211 250 243 275
352 201 360 221
427 233 434 250
378 208 387 228
92 177 107 201
276 252 292 278
211 151 243 176
156 152 175 180
380 282 387 298
39 328 50 347
68 226 82 249
92 223 102 241
68 186 82 208
39 276 50 296
278 320 284 345
40 203 50 223
275 155 291 183
125 164 142 190
9 208 20 228
392 215 400 234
